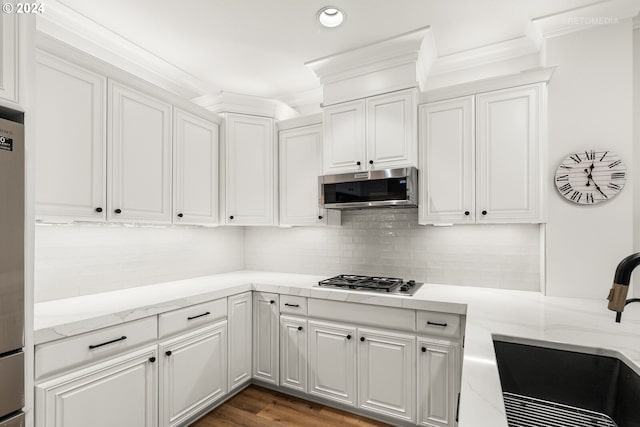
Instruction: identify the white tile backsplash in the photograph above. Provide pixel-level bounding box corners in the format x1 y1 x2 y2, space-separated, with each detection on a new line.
34 224 245 302
245 208 541 291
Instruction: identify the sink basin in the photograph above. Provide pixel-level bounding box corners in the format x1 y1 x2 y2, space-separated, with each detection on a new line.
493 338 640 427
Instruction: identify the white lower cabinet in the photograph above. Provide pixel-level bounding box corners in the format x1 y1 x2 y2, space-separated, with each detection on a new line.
280 316 307 392
253 292 279 385
35 345 158 427
228 292 253 392
358 328 416 422
417 338 460 427
159 321 228 427
307 320 357 406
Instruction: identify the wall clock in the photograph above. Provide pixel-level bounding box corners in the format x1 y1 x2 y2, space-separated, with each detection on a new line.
555 149 626 204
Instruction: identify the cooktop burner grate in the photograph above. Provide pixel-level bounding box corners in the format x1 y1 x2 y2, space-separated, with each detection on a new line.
317 275 422 295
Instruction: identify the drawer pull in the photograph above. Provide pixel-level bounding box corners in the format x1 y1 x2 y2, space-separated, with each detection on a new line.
187 311 211 321
88 335 127 350
284 303 300 308
427 321 448 327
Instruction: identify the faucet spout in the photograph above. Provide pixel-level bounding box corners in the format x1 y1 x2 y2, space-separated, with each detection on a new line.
608 253 640 322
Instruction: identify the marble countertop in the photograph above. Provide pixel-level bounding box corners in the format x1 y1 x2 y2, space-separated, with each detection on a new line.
34 270 640 427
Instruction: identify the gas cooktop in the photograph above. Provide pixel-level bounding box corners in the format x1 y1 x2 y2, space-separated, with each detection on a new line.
316 275 423 296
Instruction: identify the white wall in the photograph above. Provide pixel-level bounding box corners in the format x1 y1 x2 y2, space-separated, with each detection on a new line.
245 209 541 291
544 20 634 298
34 224 245 302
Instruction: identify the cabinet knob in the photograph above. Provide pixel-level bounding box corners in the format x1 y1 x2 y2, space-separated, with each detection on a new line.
229 215 234 220
318 215 323 220
178 213 184 218
297 326 303 331
149 357 156 363
482 210 487 215
165 350 172 356
270 300 275 304
95 207 103 213
464 211 470 216
356 161 361 166
346 334 352 340
421 347 427 353
114 209 122 214
369 160 373 165
360 337 365 342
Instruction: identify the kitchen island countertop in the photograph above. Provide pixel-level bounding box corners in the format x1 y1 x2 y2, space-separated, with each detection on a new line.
34 270 640 427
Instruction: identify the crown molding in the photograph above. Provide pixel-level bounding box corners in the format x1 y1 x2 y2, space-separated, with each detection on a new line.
276 113 322 131
277 87 323 110
530 0 640 38
419 66 556 104
35 0 215 100
192 91 299 121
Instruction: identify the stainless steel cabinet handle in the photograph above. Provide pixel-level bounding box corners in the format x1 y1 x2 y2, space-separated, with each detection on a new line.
187 311 211 320
284 303 300 307
89 335 127 349
427 321 448 327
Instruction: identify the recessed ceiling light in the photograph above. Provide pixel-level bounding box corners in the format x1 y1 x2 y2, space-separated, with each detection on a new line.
318 6 345 28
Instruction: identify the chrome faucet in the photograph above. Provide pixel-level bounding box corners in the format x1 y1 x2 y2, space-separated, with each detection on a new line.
607 253 640 322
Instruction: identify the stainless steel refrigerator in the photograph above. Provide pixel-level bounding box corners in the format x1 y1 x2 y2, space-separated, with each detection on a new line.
0 117 25 427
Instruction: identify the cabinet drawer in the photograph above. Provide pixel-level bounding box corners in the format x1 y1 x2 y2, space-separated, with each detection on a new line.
35 316 157 380
308 299 415 332
279 295 307 316
416 311 461 338
159 298 227 339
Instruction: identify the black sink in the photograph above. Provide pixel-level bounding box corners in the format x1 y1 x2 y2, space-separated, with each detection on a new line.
493 338 640 427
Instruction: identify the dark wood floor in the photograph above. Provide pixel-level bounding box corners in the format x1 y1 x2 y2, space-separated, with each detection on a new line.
191 385 391 427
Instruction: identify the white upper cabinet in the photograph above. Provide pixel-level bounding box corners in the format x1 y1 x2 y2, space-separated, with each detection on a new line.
108 81 172 224
0 12 17 104
419 96 475 224
323 89 416 174
223 113 275 225
366 90 417 170
279 123 326 226
323 100 366 173
476 85 542 223
35 52 107 222
419 84 544 224
173 109 219 226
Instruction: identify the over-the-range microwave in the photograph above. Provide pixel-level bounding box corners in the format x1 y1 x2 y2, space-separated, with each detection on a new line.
319 166 418 209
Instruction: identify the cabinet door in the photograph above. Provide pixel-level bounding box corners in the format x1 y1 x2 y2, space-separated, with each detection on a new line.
358 328 416 422
174 109 219 226
366 89 417 170
35 52 107 221
0 11 17 103
307 320 357 407
224 114 275 225
159 321 227 427
417 338 460 427
108 81 172 223
418 97 475 224
253 292 279 385
280 316 307 393
228 292 252 392
323 100 365 173
279 124 326 226
476 84 542 223
35 346 157 427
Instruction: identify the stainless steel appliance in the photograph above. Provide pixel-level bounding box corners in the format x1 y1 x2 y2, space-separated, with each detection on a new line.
316 275 423 296
319 166 417 209
0 117 25 426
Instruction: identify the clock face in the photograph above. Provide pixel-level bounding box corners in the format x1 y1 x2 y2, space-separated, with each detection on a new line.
555 149 626 204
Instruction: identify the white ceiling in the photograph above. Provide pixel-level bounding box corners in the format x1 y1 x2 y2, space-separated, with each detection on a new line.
54 0 599 101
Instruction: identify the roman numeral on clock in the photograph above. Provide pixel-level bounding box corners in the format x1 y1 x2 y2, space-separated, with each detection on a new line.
611 172 625 179
556 174 569 182
585 150 595 160
559 183 572 194
608 183 621 191
600 151 608 162
586 193 594 203
570 191 582 202
570 154 581 163
608 159 622 168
